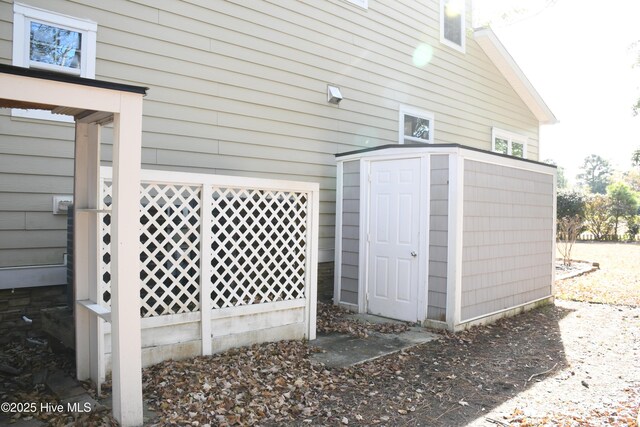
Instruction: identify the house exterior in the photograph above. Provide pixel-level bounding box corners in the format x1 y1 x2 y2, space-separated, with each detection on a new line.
0 0 555 295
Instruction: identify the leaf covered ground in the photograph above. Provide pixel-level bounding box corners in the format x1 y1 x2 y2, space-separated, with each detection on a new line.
1 243 638 426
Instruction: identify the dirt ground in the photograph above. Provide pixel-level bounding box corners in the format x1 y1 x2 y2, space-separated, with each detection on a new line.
1 242 639 426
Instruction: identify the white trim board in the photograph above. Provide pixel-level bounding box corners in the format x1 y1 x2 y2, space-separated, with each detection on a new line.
0 264 66 289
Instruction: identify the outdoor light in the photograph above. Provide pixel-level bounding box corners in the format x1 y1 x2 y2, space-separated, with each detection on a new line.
327 85 343 104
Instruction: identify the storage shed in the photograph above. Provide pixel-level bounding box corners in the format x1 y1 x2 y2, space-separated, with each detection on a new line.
334 144 556 331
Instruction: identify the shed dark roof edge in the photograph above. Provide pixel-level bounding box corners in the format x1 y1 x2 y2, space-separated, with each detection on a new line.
0 63 148 95
335 143 557 168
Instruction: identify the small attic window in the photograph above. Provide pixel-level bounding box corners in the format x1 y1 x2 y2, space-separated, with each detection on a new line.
440 0 465 53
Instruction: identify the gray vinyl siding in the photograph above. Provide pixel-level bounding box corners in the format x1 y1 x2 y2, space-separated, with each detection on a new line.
0 0 540 268
427 155 449 321
460 160 554 321
340 160 360 305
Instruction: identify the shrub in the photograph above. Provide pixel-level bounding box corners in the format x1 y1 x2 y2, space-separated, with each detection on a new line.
557 189 586 220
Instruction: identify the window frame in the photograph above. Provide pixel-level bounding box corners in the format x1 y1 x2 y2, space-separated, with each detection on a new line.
491 127 528 159
12 2 97 122
399 106 435 144
343 0 368 9
440 0 466 53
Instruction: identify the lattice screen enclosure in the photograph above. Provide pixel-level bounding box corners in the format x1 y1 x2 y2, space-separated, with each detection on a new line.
99 169 317 320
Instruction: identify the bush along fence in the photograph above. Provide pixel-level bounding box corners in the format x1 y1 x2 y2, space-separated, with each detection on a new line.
77 167 318 392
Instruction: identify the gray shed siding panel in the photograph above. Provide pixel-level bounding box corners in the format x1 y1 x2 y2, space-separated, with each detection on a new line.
461 160 553 321
427 155 448 321
340 160 360 305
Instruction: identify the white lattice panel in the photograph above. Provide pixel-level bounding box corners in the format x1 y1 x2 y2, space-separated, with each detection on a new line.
100 181 202 317
99 174 312 318
209 188 308 309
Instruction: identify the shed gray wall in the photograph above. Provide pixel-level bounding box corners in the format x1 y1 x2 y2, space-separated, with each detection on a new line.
427 155 448 321
340 160 360 305
461 160 553 321
0 0 541 268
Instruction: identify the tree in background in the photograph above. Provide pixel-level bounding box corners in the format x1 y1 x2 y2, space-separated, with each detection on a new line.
632 148 640 168
583 194 614 240
576 154 612 194
556 190 585 264
544 159 567 189
557 189 585 220
607 182 638 238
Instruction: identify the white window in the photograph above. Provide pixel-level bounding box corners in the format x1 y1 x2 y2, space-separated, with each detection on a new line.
344 0 368 8
492 128 528 159
440 0 465 53
399 106 434 144
12 3 97 122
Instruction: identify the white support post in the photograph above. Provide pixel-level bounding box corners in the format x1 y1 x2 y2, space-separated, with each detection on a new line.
110 94 144 427
73 122 102 386
199 183 213 355
306 186 320 340
85 124 104 394
73 122 91 381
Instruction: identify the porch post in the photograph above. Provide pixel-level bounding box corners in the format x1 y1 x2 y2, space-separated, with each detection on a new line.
73 122 101 382
73 122 91 381
110 93 144 426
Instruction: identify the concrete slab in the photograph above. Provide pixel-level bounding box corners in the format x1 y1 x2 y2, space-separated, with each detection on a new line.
311 326 439 369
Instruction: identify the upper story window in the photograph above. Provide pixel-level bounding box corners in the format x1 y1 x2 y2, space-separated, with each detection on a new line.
12 3 97 121
440 0 465 53
399 106 434 144
492 128 528 159
344 0 368 8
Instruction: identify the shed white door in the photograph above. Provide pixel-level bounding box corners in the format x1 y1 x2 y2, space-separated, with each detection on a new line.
367 158 421 322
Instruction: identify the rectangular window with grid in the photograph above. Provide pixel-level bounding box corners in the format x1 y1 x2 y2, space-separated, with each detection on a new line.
12 3 97 121
492 127 528 159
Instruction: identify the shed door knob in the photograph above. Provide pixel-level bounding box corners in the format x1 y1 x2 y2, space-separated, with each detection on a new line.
411 251 417 257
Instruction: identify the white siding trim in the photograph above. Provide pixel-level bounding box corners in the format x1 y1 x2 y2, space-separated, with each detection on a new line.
334 161 344 305
416 155 431 321
445 152 463 328
551 168 557 296
357 159 369 313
